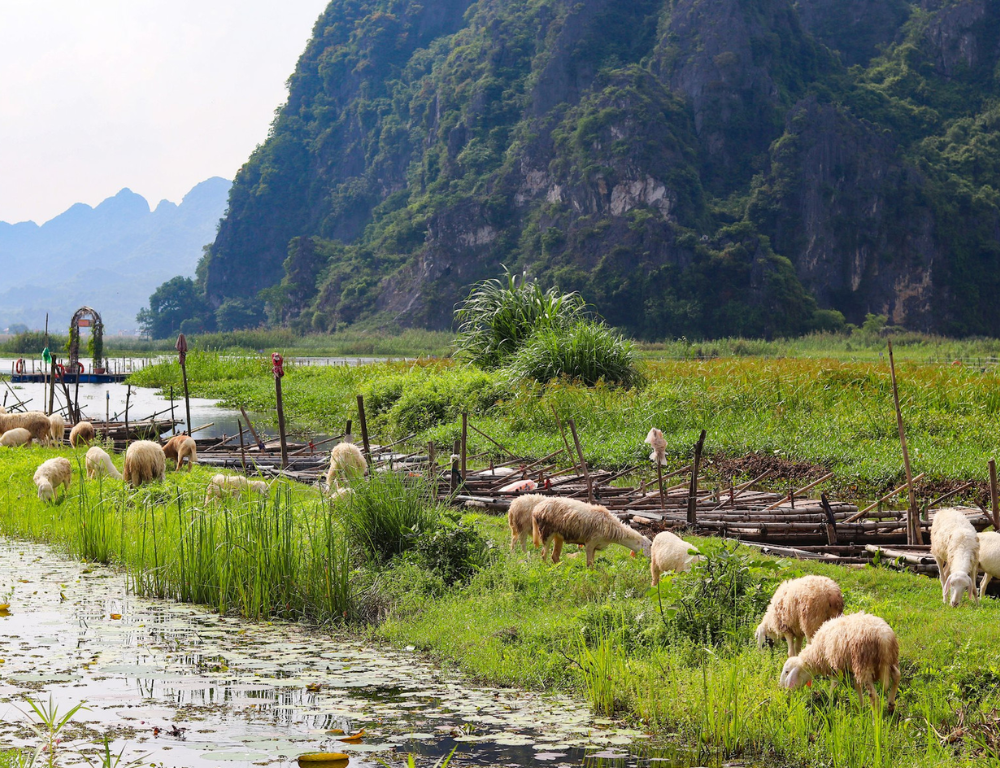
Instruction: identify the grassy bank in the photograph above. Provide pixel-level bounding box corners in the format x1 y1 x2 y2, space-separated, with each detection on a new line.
131 353 1000 496
1 445 999 766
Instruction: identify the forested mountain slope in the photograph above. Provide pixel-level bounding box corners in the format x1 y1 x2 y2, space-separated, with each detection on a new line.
188 0 1000 339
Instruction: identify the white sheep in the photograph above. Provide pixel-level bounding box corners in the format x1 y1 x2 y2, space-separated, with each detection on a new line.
122 440 166 487
69 421 96 447
755 575 844 657
163 434 197 472
507 493 547 551
977 530 1000 599
206 474 269 503
0 427 33 448
531 497 652 566
48 413 65 445
930 507 980 606
34 457 72 502
86 446 123 480
649 531 702 586
326 440 366 489
779 612 901 711
0 412 52 443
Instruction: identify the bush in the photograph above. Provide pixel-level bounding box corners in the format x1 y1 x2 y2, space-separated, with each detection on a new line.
454 268 586 369
507 321 643 387
341 473 441 564
413 513 493 586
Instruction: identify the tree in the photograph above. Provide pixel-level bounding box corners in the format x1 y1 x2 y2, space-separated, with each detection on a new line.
138 277 209 339
215 297 266 332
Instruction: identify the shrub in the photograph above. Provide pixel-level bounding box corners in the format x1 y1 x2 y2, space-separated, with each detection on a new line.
341 472 441 564
454 268 586 369
413 512 493 586
507 321 643 388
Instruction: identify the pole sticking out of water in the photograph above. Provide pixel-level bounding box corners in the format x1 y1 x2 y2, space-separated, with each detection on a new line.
176 334 192 436
125 384 131 442
169 386 176 435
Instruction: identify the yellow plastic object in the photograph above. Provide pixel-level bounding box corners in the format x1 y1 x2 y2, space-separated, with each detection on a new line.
297 754 349 767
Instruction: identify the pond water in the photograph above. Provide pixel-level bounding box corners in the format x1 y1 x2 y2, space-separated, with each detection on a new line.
0 540 708 768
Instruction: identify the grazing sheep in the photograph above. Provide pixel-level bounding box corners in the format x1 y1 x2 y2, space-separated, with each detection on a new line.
650 531 702 586
0 427 32 448
0 412 52 444
326 441 366 488
205 474 269 503
163 434 197 472
779 612 901 711
931 507 980 606
34 457 72 502
977 531 1000 599
645 427 668 466
507 494 547 551
755 575 845 657
86 446 122 480
48 413 65 445
531 497 652 566
69 421 96 447
122 440 166 487
327 484 354 501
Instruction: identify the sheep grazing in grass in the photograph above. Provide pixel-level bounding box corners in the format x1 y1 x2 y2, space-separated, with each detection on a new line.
645 427 668 466
507 493 547 551
326 440 366 489
755 575 844 657
163 434 197 472
977 531 1000 599
931 507 980 607
34 457 72 502
69 421 95 448
0 412 52 444
0 428 32 448
531 497 652 566
649 531 702 586
780 612 901 711
206 474 269 503
48 413 65 445
86 446 122 480
122 440 166 488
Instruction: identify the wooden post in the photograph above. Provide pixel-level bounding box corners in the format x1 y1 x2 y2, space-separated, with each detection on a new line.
657 463 665 510
449 454 460 495
427 441 437 477
238 419 247 473
345 419 352 439
990 459 999 530
888 340 921 544
48 360 56 416
567 418 594 504
356 394 371 467
686 429 707 526
461 412 468 483
169 386 176 435
125 384 131 442
176 334 192 436
273 356 289 470
239 406 263 448
820 492 839 546
105 392 110 439
551 407 579 474
73 367 81 423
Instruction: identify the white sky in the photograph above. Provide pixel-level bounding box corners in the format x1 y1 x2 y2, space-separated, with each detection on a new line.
0 1 330 224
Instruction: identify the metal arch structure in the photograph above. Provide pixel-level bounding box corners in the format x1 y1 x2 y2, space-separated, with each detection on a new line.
68 306 105 372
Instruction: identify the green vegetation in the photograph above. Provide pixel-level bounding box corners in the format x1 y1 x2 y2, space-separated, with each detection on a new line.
508 320 642 388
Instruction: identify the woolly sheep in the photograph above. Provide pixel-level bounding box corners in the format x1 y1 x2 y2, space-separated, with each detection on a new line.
122 440 166 487
86 446 122 480
507 493 547 551
649 531 702 586
0 427 32 448
755 575 844 657
163 434 197 472
205 474 269 503
69 421 95 447
779 612 901 711
977 530 1000 599
48 413 65 445
531 497 652 567
34 457 72 502
326 440 366 489
930 507 980 607
0 412 52 444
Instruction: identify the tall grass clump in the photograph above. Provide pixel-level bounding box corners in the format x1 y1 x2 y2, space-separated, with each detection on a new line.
508 321 642 387
343 472 442 564
454 268 586 369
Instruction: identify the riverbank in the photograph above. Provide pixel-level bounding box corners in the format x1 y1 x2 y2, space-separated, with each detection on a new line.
1 445 999 766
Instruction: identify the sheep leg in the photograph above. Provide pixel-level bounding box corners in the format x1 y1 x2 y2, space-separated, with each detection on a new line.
785 635 796 658
651 563 659 587
585 543 597 568
551 536 564 564
980 571 993 599
887 665 900 712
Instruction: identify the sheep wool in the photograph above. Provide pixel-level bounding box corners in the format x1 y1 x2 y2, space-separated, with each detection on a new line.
977 531 1000 599
69 421 96 448
0 412 52 444
930 507 980 606
34 457 72 502
48 413 65 445
163 434 198 472
0 427 32 448
206 474 269 503
326 441 366 489
650 531 702 586
755 575 844 657
531 497 652 566
507 494 547 551
86 447 123 480
780 612 901 711
645 428 668 466
122 441 166 488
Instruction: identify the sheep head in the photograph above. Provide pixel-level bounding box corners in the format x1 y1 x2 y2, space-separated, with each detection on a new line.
944 572 973 607
754 622 776 649
779 657 812 690
36 480 54 503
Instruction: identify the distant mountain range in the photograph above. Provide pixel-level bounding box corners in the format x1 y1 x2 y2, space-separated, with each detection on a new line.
0 177 230 333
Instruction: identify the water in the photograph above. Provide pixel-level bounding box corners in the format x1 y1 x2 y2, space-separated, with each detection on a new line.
0 540 707 768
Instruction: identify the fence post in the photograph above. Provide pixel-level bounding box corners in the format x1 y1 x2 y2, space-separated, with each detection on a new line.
686 430 707 526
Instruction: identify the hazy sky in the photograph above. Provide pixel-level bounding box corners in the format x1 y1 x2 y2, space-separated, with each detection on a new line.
0 1 330 224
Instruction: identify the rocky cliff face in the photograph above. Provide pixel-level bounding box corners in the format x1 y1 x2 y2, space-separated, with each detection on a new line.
186 0 1000 338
